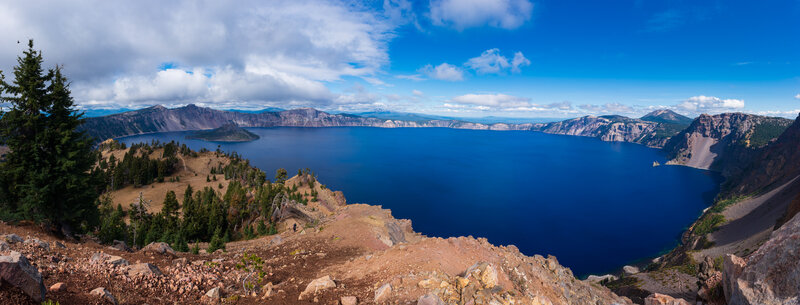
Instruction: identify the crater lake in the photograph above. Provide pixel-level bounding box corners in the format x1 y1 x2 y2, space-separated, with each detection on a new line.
118 127 721 277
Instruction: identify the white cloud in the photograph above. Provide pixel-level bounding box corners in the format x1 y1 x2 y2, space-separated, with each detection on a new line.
419 63 464 81
511 52 531 73
445 94 574 114
795 94 800 99
0 0 397 109
578 103 635 114
429 0 534 30
412 90 424 97
677 95 745 114
465 49 529 74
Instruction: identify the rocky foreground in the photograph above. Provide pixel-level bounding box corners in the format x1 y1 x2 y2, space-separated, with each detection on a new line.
0 180 632 305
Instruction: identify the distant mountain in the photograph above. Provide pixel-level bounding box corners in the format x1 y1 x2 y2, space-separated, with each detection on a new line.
352 111 453 122
79 104 536 141
640 109 693 125
186 122 260 142
79 108 135 117
664 113 793 174
81 105 698 149
460 116 561 124
225 107 285 113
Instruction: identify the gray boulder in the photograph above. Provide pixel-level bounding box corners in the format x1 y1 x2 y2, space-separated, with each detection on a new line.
141 242 177 257
90 253 129 267
24 238 50 251
127 263 163 277
0 251 45 302
3 234 23 244
90 287 118 304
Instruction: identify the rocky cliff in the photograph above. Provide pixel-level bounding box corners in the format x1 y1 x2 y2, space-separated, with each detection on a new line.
530 110 690 148
663 113 792 175
722 114 800 196
722 211 800 305
79 105 535 141
82 105 690 149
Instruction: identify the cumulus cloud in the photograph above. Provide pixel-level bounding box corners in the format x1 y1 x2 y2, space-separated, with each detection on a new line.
0 0 397 109
446 93 573 113
676 95 745 113
795 94 800 99
578 103 635 114
465 49 530 74
429 0 534 30
418 63 464 81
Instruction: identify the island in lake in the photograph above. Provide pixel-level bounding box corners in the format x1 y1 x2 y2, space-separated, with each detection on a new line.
186 122 260 142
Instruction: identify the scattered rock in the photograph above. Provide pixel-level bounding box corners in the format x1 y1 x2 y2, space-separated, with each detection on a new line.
204 287 221 300
49 282 66 292
141 242 177 257
53 241 66 249
90 287 118 305
24 238 50 251
623 265 640 275
299 275 336 300
465 262 498 288
111 240 131 252
261 282 274 299
417 294 446 305
127 263 163 277
341 295 358 305
90 253 129 266
374 283 392 303
3 234 23 244
644 293 690 305
0 241 9 252
172 257 187 265
0 251 45 302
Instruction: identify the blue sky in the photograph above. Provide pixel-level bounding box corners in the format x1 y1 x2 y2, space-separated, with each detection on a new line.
1 0 799 118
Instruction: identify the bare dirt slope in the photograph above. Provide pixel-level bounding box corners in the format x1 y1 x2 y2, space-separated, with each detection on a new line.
694 176 800 261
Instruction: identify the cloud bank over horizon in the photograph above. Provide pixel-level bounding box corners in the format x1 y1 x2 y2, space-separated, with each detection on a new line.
0 0 797 118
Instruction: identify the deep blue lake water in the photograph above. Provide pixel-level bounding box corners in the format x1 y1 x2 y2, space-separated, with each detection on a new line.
119 127 721 277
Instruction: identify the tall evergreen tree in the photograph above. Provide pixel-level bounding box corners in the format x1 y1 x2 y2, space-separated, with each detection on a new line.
0 40 99 231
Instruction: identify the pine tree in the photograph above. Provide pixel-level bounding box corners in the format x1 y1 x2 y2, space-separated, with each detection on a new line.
0 40 99 231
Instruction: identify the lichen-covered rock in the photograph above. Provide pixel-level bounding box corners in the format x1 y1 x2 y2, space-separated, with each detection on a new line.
723 212 800 305
0 251 45 302
3 234 23 244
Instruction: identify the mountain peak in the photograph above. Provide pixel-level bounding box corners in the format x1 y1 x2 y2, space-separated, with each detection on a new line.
641 109 692 125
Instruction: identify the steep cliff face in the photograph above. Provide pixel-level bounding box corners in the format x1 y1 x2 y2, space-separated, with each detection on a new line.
80 105 537 141
664 113 792 174
723 114 800 196
723 212 800 305
530 113 681 148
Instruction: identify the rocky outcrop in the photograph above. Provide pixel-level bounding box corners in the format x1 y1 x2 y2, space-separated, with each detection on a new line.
722 212 800 305
90 287 118 304
723 113 800 196
664 113 792 175
0 251 45 302
530 110 690 148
